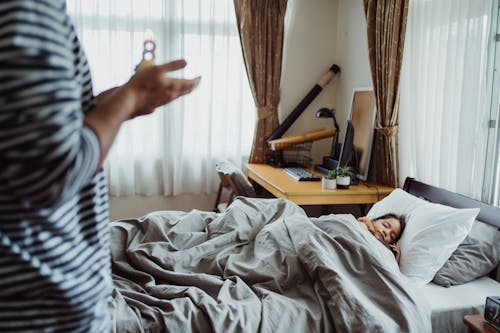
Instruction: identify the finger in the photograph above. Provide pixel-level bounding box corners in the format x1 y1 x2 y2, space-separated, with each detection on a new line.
180 76 201 94
156 59 188 73
164 77 201 94
167 76 201 86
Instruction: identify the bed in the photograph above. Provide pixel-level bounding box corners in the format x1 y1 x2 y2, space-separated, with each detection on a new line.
402 178 500 333
109 177 499 333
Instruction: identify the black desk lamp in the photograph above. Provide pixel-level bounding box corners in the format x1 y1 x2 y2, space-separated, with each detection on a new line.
315 107 340 157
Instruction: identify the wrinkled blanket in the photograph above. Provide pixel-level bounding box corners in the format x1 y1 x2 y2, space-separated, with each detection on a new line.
110 197 431 333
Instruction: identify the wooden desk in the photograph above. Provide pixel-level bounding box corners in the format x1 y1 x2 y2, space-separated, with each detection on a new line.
246 163 393 206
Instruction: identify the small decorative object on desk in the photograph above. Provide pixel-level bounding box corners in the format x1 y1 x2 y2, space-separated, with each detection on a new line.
322 169 337 190
266 142 313 168
135 29 156 71
485 296 500 331
336 166 355 189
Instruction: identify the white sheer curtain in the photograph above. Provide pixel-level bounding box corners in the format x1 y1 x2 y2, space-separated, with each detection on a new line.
484 0 500 206
67 0 254 196
399 0 492 199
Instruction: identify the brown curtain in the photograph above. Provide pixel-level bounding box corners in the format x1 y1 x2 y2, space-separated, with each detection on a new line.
234 0 287 163
364 0 408 187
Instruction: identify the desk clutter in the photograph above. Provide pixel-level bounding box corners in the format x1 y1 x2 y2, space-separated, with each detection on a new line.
265 64 340 170
282 167 320 181
266 142 314 169
266 128 336 178
264 61 376 185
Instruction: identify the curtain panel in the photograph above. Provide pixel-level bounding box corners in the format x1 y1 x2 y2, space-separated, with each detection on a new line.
234 0 287 163
364 0 409 187
399 0 491 199
67 0 255 196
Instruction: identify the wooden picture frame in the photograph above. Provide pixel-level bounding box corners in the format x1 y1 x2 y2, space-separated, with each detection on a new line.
348 87 377 181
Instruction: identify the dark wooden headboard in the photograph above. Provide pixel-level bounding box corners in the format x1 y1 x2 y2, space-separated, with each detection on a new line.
403 177 500 229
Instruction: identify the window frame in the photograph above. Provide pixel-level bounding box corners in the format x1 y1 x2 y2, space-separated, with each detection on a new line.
483 0 500 206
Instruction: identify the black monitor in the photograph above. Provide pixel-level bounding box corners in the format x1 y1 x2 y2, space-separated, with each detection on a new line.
338 121 357 168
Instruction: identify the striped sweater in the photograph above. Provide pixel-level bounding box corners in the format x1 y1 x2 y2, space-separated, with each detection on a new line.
0 1 111 331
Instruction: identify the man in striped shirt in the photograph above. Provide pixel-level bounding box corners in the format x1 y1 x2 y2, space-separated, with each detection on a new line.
0 1 200 331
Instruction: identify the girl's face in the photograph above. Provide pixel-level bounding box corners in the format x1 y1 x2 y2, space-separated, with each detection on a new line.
372 217 402 244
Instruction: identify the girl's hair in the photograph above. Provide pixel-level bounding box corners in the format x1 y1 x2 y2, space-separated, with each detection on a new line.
374 213 406 243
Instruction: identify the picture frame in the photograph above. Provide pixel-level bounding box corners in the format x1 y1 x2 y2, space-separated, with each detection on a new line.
348 87 377 181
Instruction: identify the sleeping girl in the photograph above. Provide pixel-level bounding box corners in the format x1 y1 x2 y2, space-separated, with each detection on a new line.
357 213 406 263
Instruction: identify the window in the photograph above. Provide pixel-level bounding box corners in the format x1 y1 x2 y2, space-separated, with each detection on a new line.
67 0 255 196
399 0 493 201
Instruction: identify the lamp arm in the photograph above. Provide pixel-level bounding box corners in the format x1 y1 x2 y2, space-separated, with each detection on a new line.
333 119 340 134
330 114 340 157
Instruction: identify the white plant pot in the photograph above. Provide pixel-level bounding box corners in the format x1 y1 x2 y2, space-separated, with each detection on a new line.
336 176 351 189
322 177 337 190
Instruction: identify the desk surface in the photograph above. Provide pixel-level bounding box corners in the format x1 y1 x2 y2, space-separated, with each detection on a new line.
246 163 394 205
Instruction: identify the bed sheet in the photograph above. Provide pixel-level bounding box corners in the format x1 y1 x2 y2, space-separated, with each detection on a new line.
422 277 500 333
109 197 430 333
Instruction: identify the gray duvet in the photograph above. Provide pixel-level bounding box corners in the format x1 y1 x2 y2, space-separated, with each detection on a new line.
110 197 431 333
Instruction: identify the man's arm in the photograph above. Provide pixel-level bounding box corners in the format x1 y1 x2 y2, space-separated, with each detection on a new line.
84 60 200 167
0 4 199 209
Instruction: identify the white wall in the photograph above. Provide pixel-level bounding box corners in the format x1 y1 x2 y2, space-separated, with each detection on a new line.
280 0 340 164
332 0 373 134
280 0 372 164
110 0 372 218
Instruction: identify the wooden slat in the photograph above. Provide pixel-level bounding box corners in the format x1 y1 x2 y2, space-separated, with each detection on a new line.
267 128 335 151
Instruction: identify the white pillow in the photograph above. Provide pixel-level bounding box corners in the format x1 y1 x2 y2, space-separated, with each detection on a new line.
367 189 479 286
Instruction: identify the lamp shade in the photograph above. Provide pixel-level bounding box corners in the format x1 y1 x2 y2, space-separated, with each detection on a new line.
316 107 334 118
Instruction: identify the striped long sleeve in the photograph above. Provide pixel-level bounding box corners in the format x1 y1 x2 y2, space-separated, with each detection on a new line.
0 0 100 209
0 1 112 332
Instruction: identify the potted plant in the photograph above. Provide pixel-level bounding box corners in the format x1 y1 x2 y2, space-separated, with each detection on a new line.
336 166 355 189
322 169 337 190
